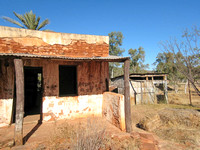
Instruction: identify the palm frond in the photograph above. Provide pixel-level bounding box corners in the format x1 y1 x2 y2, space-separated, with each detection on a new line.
24 13 33 29
37 19 49 30
2 16 25 28
3 10 49 30
35 17 40 30
13 12 26 25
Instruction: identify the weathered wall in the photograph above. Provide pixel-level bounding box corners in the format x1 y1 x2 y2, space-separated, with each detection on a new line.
0 26 109 57
111 78 166 104
102 92 125 130
0 99 13 127
110 77 124 94
0 59 14 126
24 59 109 121
0 58 109 126
43 95 103 121
23 59 109 96
0 26 109 45
130 81 156 104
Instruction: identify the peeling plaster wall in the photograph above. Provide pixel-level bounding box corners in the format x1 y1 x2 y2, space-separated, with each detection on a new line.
0 59 14 126
102 92 125 131
0 58 109 127
0 99 13 126
0 58 127 131
0 26 109 45
43 95 103 121
24 59 109 121
0 26 109 57
23 59 109 96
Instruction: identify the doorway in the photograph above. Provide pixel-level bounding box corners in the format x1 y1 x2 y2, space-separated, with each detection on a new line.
24 67 43 121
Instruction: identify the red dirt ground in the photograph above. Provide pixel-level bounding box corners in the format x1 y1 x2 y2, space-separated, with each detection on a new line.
0 117 164 150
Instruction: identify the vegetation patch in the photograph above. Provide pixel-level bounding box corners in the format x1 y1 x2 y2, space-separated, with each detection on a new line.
49 118 139 150
137 108 200 148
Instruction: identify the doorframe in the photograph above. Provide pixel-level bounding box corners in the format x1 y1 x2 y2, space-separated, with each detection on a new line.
24 66 43 122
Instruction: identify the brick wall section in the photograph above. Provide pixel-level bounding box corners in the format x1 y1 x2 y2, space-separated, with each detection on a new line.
0 38 109 57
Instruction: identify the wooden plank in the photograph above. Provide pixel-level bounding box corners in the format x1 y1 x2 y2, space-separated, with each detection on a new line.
124 59 132 133
14 59 24 146
129 80 137 105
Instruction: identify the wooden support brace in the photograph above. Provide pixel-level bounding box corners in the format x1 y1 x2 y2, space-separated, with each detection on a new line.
14 59 24 145
124 59 132 133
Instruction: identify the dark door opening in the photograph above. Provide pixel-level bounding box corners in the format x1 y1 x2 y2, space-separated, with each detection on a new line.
24 67 43 118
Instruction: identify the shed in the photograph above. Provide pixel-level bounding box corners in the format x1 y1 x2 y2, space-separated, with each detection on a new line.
0 26 132 145
111 73 168 104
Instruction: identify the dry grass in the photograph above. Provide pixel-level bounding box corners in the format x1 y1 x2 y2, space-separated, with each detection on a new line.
49 117 139 150
168 84 200 106
49 118 107 150
132 100 200 149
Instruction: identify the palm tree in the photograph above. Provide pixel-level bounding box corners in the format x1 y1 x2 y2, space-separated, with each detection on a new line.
2 10 49 30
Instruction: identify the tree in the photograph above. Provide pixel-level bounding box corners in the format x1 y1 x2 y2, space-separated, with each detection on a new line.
2 10 49 30
128 46 149 73
108 31 125 78
154 52 185 92
160 26 200 96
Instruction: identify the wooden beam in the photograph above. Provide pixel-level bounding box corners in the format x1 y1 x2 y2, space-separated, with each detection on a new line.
124 59 132 133
14 59 24 145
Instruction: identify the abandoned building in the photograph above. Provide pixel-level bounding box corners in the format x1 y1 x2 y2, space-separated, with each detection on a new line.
111 73 168 104
0 26 132 145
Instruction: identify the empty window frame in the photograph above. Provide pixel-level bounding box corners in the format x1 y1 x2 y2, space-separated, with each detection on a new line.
59 65 77 96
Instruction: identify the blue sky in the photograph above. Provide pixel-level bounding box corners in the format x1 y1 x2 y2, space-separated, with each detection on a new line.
0 0 200 69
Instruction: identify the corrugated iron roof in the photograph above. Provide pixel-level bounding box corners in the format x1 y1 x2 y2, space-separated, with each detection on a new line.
0 53 129 62
111 72 167 80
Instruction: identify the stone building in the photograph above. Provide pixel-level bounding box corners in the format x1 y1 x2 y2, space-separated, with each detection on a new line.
0 26 132 144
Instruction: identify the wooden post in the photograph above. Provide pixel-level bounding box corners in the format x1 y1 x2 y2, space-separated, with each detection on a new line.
14 59 24 145
140 82 143 104
152 81 157 104
124 59 132 133
164 75 168 104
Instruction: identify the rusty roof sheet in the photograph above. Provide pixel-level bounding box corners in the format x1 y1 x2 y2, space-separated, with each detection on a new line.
111 72 167 80
0 53 129 62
